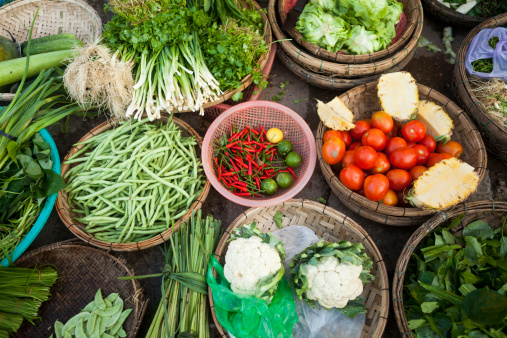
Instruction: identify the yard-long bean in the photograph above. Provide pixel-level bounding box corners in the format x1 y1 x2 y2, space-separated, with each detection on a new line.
64 117 205 243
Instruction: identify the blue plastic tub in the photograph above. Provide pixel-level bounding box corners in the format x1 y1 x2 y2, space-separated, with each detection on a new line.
0 128 60 266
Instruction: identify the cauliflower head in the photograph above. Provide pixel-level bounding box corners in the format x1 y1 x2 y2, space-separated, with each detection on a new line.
223 223 286 301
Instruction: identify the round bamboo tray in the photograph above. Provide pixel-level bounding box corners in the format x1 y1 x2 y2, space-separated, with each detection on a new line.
0 0 103 102
317 81 488 226
268 0 423 78
278 0 418 63
392 200 507 337
421 0 486 27
209 199 389 338
14 239 148 338
276 44 416 90
453 13 507 163
56 114 210 251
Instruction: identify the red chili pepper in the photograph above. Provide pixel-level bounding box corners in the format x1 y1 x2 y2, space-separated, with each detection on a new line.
222 171 237 177
234 181 248 187
265 169 274 174
259 175 269 179
251 128 259 136
232 184 248 192
226 140 240 149
217 166 222 182
221 177 230 187
248 161 252 176
234 192 251 196
236 160 249 170
278 170 289 173
287 167 297 179
269 153 275 161
254 176 260 189
244 148 256 153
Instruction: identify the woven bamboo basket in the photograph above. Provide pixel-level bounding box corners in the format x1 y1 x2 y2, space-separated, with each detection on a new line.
208 199 389 338
421 0 485 27
56 114 210 251
392 200 507 337
278 0 418 63
453 13 507 164
0 0 103 101
317 81 488 226
268 0 423 78
276 44 416 90
14 239 148 338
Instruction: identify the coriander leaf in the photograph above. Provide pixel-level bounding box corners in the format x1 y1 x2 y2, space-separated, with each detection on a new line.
273 211 283 229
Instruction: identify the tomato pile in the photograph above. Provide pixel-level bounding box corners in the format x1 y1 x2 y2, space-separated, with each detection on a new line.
321 111 464 207
214 126 303 197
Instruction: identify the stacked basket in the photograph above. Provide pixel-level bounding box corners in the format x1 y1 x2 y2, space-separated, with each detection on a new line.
267 0 423 90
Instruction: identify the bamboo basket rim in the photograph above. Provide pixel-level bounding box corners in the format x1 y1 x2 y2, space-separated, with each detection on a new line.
56 114 211 251
14 238 148 338
316 81 488 225
453 13 507 161
268 0 423 77
421 0 486 26
208 199 390 338
277 0 418 64
392 200 507 337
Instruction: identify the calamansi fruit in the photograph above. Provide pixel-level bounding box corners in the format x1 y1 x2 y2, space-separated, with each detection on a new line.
266 128 283 143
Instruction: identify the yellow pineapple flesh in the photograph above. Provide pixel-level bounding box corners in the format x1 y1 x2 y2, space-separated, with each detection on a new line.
416 100 454 142
377 72 419 122
317 97 356 131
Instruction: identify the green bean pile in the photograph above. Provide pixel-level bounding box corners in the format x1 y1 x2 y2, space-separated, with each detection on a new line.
64 117 204 243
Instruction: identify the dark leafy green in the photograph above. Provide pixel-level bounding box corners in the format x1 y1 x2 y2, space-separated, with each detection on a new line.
471 36 500 73
404 216 507 337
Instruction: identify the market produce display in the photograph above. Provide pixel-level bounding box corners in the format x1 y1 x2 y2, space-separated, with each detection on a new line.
63 117 205 243
289 240 373 318
436 0 506 17
224 222 286 301
212 125 303 197
0 265 58 337
319 71 480 209
403 215 507 337
295 0 405 54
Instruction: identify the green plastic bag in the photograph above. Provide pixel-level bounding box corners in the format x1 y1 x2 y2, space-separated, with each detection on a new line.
207 256 298 338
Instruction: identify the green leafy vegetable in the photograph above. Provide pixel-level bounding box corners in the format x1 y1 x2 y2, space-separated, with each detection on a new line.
317 197 327 204
417 36 442 52
273 211 283 229
471 37 501 74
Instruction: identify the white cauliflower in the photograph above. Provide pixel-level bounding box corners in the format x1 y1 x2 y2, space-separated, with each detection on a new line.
305 256 364 309
224 223 286 301
289 241 373 317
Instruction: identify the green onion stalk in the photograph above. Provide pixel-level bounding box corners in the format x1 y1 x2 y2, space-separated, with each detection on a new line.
120 211 221 338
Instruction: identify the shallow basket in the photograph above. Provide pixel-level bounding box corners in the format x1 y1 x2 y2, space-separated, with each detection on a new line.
392 200 507 337
209 199 389 338
421 0 486 27
202 101 317 207
317 81 488 226
56 115 210 251
278 0 419 64
268 0 423 78
0 128 59 267
453 13 507 164
14 239 148 338
276 44 416 90
0 0 103 102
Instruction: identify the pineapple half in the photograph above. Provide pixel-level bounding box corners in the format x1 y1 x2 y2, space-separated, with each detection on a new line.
377 72 419 122
317 97 356 131
407 157 479 210
416 100 454 142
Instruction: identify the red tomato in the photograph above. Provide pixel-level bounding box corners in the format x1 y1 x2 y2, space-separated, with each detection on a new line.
340 164 365 191
370 152 390 175
386 169 412 191
427 153 452 167
354 146 378 170
350 120 371 140
323 130 342 143
322 137 346 165
340 131 353 147
436 141 463 158
348 141 362 151
380 189 398 206
418 135 437 153
364 174 390 201
396 190 411 207
339 150 356 169
371 111 393 134
401 120 426 142
386 124 399 139
385 137 407 157
412 145 431 166
409 166 427 181
361 128 387 151
406 142 416 147
390 147 418 170
362 118 371 125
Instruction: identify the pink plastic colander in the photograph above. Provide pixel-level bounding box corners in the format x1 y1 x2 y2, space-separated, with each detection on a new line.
202 101 317 207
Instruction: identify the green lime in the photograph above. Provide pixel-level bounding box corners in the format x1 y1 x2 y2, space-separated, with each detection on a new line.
276 172 294 189
261 178 278 195
285 151 302 168
276 140 293 156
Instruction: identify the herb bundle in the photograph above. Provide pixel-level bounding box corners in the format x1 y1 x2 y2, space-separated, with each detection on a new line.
471 36 500 73
403 215 507 337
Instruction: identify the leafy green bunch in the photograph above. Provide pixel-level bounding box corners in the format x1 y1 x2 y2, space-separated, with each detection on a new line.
404 215 507 337
471 36 500 74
